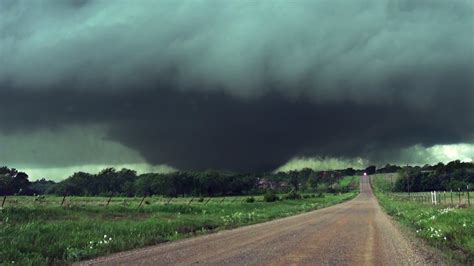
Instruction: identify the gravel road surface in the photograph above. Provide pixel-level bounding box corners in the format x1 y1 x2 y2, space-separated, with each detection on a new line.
78 176 442 265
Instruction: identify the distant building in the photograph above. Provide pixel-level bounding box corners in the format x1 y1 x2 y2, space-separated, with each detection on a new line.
257 178 290 191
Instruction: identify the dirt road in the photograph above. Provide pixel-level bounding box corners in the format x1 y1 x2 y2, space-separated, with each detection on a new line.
79 176 440 265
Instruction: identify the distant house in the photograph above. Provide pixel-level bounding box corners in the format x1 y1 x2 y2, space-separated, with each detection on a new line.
257 178 276 189
257 178 290 191
279 181 289 189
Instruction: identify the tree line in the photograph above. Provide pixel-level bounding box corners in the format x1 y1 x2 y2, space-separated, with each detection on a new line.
1 166 362 197
3 160 471 197
394 160 474 192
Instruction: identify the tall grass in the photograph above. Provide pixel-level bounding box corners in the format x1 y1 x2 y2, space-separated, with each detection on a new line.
0 192 357 265
371 175 474 264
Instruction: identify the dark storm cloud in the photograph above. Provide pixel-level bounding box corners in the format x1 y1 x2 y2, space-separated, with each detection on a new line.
0 0 473 171
1 86 472 171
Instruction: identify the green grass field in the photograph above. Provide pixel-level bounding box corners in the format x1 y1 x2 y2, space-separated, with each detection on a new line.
371 175 474 264
0 191 357 265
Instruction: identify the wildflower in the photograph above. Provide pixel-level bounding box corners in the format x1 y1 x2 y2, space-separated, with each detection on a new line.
90 241 93 244
104 235 107 239
463 222 467 227
444 237 447 240
438 207 454 214
109 237 112 241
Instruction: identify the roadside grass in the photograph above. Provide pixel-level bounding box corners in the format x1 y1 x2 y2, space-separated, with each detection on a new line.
371 175 474 264
338 175 354 187
338 175 359 189
0 192 357 265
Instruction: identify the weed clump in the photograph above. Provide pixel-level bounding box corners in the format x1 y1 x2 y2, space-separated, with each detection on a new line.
263 190 279 202
283 190 302 200
245 197 255 203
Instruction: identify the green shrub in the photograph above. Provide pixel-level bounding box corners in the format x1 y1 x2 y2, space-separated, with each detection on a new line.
263 190 279 202
245 197 255 203
316 183 329 193
283 190 302 200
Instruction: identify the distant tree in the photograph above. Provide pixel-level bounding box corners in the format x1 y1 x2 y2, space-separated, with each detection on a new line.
364 166 376 175
289 172 299 191
12 172 30 194
0 167 31 195
343 168 356 176
0 175 12 195
377 164 401 173
30 178 56 195
306 171 319 191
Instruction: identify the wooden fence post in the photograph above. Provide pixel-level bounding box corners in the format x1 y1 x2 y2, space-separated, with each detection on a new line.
106 193 113 207
1 195 6 208
450 190 453 205
138 194 146 209
467 190 471 206
458 188 461 204
61 194 66 207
